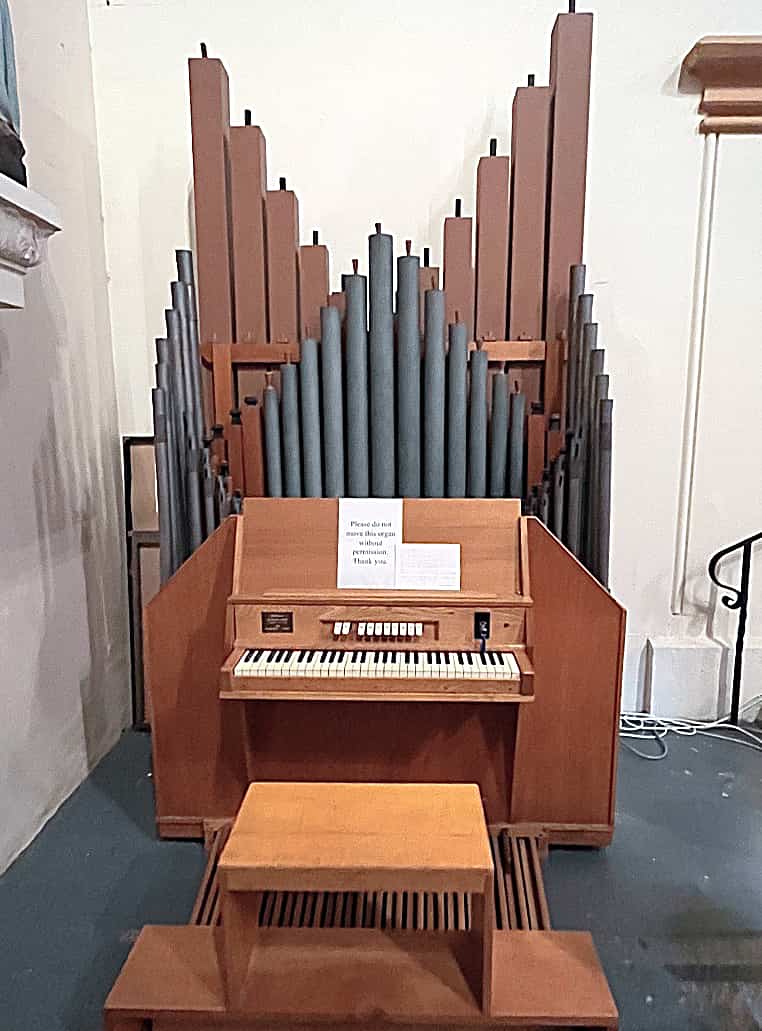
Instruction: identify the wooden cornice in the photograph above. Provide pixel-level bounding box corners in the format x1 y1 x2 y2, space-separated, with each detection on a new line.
681 36 762 134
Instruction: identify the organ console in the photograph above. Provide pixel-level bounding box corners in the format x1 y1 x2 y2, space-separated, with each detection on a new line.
144 496 623 835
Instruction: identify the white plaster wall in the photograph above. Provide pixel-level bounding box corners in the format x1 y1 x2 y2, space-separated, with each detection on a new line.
0 0 129 873
88 0 762 715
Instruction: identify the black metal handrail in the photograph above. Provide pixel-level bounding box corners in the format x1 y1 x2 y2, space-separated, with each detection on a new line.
708 530 762 724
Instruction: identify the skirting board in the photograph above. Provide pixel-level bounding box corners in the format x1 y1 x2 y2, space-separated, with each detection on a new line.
643 636 762 720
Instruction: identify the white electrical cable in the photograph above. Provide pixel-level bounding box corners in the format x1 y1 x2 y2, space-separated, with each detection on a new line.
619 694 762 760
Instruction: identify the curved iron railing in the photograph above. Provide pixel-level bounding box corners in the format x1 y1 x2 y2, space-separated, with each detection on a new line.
708 530 762 724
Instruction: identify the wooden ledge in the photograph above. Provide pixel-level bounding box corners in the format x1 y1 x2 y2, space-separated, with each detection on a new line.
201 339 545 367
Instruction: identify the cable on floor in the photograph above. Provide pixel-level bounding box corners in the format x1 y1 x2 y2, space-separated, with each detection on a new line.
619 694 762 761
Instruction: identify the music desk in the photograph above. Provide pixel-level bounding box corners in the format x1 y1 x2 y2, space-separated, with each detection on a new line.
105 781 618 1029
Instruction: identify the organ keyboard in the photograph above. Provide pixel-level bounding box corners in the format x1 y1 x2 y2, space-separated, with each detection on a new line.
233 648 522 680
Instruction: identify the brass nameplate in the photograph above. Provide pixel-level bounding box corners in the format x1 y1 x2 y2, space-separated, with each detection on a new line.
261 611 294 634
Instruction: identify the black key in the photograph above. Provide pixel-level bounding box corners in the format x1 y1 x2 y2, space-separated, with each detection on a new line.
352 651 360 663
465 651 473 665
444 652 451 664
360 651 367 663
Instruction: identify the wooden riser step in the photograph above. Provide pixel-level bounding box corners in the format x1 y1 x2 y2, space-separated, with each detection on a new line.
191 821 550 933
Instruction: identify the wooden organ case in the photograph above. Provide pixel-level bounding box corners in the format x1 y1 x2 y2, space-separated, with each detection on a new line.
146 497 624 845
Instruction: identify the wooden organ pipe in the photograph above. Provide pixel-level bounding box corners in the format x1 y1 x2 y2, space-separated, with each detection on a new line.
443 198 474 341
188 48 234 346
475 138 510 342
509 82 551 341
230 113 268 344
299 230 329 341
265 178 300 345
543 12 594 426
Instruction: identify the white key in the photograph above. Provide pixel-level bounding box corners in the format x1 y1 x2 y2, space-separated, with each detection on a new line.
248 649 270 676
358 621 366 637
374 622 383 636
391 622 399 637
341 621 351 636
505 652 520 679
399 622 408 637
415 622 423 637
383 622 391 636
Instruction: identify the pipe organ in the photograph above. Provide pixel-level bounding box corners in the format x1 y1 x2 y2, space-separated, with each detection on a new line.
150 3 614 591
121 6 626 1030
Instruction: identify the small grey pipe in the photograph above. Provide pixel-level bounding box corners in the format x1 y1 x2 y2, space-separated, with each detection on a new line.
280 362 302 496
368 225 395 496
151 388 173 585
446 322 468 497
344 272 369 497
263 383 283 497
489 372 509 497
597 399 613 588
508 388 526 500
321 305 345 497
423 287 446 497
467 349 489 497
397 250 421 496
299 338 323 497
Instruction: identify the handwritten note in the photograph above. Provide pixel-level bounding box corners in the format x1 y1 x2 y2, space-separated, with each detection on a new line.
337 498 403 589
394 543 461 591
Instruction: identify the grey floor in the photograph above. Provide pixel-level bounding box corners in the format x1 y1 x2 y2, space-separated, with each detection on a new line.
1 730 761 1031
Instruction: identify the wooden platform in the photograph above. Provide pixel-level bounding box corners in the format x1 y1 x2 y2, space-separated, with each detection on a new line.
105 924 617 1029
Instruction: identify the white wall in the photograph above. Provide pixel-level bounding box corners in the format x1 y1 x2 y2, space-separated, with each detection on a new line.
0 0 129 873
88 0 762 716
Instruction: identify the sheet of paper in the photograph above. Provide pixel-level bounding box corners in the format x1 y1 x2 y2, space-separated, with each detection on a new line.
394 543 461 591
336 498 403 589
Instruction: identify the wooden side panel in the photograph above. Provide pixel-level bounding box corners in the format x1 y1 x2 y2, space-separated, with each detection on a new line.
189 57 234 346
443 216 474 340
266 189 300 345
230 125 268 344
475 156 510 342
543 14 593 419
299 244 329 340
511 518 624 831
145 518 247 831
509 86 551 341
